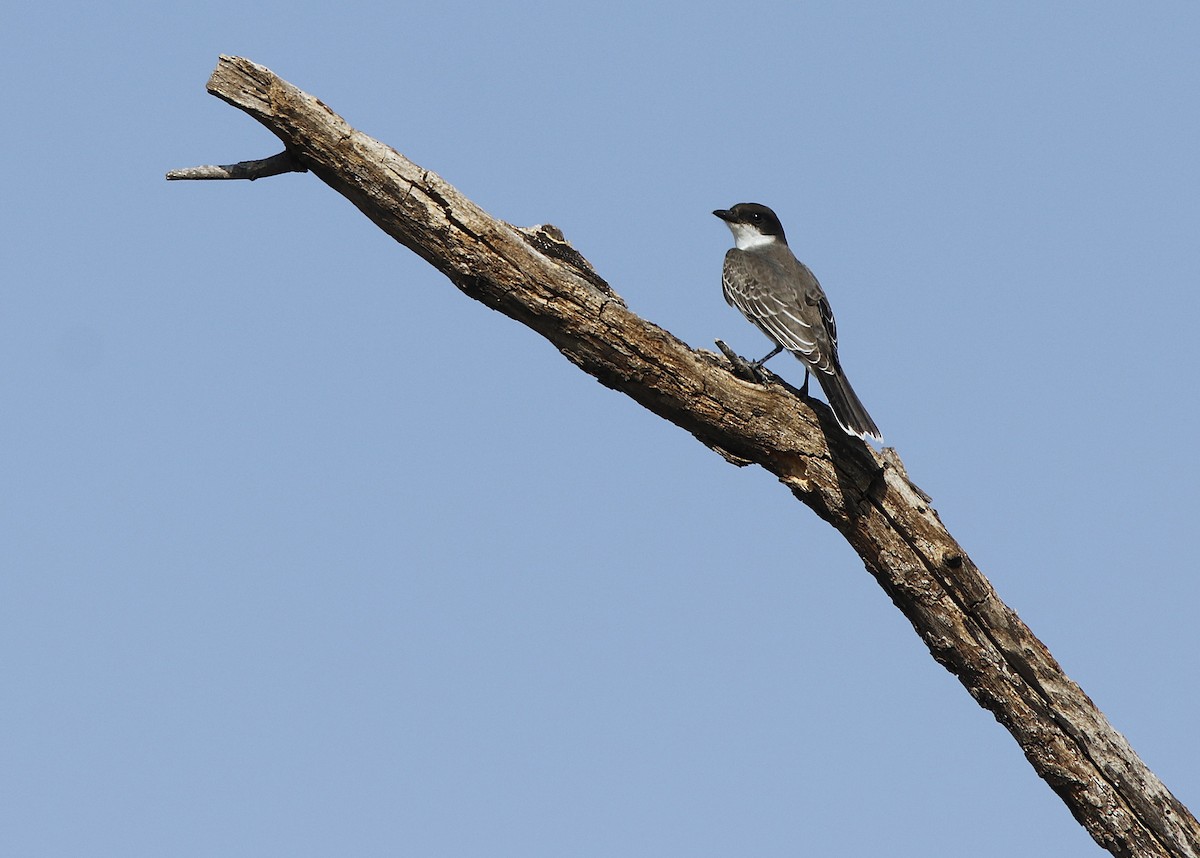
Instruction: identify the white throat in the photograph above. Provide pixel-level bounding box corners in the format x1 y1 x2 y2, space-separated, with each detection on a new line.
726 221 779 251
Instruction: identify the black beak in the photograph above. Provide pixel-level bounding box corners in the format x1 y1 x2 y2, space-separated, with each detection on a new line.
713 209 734 222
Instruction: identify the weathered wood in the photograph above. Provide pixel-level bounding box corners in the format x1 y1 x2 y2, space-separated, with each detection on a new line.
165 149 305 180
169 55 1200 858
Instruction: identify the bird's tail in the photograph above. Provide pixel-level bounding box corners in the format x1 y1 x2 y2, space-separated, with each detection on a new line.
816 370 882 442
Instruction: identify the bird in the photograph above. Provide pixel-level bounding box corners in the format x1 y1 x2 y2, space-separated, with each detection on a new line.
713 202 882 442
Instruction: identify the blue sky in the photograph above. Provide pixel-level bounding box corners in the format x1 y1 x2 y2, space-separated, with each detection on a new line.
3 2 1198 856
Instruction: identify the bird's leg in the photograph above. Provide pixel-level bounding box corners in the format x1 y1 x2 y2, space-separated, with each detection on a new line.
750 344 784 369
739 344 785 385
799 369 810 398
714 340 784 386
714 339 763 382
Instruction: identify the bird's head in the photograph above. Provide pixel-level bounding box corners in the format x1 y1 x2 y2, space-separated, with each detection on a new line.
713 203 788 249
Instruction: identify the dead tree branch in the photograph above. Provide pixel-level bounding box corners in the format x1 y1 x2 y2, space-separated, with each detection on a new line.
165 149 305 180
168 56 1199 858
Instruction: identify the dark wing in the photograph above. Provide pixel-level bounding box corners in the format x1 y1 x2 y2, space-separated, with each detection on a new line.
721 249 841 375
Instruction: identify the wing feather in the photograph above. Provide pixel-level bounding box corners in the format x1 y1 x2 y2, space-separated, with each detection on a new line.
722 249 840 375
719 244 881 440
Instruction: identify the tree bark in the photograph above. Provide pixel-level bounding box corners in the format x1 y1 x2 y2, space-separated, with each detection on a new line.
168 55 1199 858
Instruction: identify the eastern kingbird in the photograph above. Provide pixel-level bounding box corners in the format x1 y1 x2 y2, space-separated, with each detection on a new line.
714 203 882 442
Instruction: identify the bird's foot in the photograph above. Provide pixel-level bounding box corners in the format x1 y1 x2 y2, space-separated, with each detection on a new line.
715 339 768 384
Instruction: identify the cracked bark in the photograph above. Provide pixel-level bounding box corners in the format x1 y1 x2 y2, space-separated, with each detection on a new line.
168 56 1199 858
